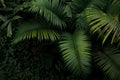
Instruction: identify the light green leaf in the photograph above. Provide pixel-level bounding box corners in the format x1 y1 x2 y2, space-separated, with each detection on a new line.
86 8 120 44
59 31 91 78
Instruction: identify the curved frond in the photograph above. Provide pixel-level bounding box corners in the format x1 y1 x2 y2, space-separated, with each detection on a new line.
59 31 91 77
86 8 120 44
29 0 66 28
13 21 60 43
95 47 120 80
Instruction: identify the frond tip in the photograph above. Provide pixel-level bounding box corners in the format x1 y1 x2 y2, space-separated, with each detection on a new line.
59 31 91 78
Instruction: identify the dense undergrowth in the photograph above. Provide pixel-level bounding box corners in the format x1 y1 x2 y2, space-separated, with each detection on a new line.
1 0 120 80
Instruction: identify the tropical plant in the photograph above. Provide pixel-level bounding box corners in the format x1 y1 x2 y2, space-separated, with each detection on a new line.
13 0 92 79
1 0 120 80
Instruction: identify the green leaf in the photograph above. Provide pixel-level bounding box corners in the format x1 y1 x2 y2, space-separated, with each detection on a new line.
0 20 10 29
95 47 120 80
86 8 120 44
11 16 22 21
13 21 60 44
29 0 66 29
7 22 12 37
59 31 91 78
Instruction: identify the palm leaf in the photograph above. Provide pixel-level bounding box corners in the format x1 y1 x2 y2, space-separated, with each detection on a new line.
86 8 120 44
13 21 60 44
59 31 91 78
28 0 66 28
95 47 120 80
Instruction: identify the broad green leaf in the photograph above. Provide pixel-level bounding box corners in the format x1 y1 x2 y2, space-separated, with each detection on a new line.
59 31 91 78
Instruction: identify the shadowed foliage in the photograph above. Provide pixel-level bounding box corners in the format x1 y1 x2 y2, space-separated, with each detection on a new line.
0 0 120 80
